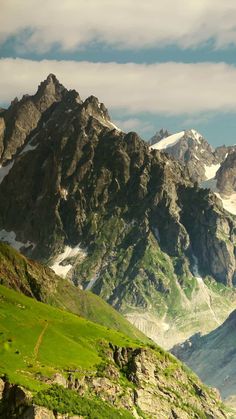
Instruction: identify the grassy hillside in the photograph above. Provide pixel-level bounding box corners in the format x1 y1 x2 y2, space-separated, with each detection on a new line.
0 285 229 418
0 284 137 390
0 242 149 343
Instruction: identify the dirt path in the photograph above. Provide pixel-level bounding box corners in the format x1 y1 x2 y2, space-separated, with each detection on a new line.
33 322 48 360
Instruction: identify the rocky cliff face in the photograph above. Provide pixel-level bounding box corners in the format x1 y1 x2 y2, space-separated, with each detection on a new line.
216 151 236 195
0 74 68 165
0 76 236 348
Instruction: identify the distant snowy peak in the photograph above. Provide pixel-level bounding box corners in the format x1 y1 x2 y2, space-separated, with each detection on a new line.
150 129 204 151
149 127 236 215
150 131 185 150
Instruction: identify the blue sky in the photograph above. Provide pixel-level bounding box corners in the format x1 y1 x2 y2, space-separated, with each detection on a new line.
2 1 236 146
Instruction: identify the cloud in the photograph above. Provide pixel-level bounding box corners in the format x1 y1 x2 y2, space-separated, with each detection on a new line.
2 58 236 116
114 118 154 134
2 1 236 52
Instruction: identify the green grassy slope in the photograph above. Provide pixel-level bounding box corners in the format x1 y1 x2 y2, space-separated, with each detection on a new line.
0 284 138 390
0 242 149 343
0 285 228 418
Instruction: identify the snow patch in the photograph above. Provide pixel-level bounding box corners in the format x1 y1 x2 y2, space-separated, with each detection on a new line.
109 121 121 131
190 129 202 144
50 245 86 278
150 129 203 151
150 131 185 150
19 142 38 156
0 162 14 184
204 163 220 180
85 273 99 290
94 114 121 132
0 229 35 251
215 192 236 215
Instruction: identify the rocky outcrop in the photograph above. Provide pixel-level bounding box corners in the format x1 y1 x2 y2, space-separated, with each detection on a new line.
0 74 68 165
216 151 236 195
0 380 81 418
0 342 228 419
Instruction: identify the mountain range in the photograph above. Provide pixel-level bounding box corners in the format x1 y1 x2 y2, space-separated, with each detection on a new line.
0 75 236 351
1 74 236 417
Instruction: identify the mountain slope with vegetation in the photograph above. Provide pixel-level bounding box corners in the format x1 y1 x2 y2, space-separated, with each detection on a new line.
0 242 148 343
0 285 229 418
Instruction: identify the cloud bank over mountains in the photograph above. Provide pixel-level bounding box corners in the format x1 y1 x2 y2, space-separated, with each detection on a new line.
2 58 236 117
2 0 236 52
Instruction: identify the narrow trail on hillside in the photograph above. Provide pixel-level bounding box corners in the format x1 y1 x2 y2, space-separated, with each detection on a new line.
33 322 48 360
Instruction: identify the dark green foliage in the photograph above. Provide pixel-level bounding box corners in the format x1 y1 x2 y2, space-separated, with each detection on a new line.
34 384 134 419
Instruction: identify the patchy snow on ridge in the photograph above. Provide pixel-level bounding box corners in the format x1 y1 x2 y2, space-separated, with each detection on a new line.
50 245 87 278
19 142 38 155
0 162 14 184
201 174 236 215
150 131 185 150
150 128 203 151
109 121 121 131
204 163 220 180
190 129 202 144
0 229 35 251
215 192 236 215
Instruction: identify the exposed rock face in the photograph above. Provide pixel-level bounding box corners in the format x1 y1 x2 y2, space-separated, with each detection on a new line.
216 151 236 195
0 74 68 165
171 309 236 408
73 344 227 418
0 76 236 348
0 344 228 419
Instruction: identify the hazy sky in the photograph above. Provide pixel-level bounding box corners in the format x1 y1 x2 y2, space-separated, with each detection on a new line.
2 0 236 146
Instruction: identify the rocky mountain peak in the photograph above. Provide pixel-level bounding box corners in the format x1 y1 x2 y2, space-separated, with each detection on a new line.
82 95 111 121
34 73 67 112
149 128 171 145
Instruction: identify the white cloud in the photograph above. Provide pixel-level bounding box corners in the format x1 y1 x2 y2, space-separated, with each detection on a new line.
2 1 236 51
2 58 236 116
114 118 154 134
